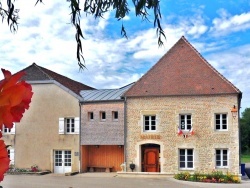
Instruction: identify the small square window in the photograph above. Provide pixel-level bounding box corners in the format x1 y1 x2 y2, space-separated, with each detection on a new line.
112 111 118 121
100 111 106 121
88 112 94 121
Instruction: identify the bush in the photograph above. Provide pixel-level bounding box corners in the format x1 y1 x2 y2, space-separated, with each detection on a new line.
174 170 240 183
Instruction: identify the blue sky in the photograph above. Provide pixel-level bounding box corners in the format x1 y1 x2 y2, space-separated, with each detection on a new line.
0 0 249 112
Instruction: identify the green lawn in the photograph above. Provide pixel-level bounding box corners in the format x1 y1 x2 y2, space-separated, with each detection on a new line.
241 153 250 163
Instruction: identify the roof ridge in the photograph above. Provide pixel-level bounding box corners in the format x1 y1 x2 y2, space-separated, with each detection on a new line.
181 36 241 93
33 63 53 80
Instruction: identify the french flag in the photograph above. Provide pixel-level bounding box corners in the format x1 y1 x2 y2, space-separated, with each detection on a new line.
178 126 183 135
189 125 194 135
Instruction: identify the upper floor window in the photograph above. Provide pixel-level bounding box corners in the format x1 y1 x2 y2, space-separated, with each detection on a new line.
143 115 156 132
216 149 228 168
2 124 15 134
66 118 75 133
179 149 193 169
180 114 192 130
112 111 118 121
100 111 106 121
215 114 227 130
59 117 79 134
88 112 94 121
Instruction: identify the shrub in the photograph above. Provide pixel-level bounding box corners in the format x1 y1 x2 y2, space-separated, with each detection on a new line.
174 170 240 183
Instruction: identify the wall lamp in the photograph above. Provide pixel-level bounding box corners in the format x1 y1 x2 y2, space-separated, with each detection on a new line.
231 105 238 119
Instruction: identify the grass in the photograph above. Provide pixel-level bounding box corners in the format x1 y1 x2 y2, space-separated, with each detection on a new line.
241 153 250 163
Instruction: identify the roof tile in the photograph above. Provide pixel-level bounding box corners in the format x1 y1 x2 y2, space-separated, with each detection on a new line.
125 36 241 97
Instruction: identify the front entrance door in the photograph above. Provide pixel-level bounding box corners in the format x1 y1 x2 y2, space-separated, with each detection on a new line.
54 150 72 173
144 148 159 172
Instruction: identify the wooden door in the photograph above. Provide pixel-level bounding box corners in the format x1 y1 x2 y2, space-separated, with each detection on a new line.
144 148 159 172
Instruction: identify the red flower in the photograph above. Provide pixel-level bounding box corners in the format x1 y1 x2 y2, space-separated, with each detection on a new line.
0 69 33 129
0 140 10 181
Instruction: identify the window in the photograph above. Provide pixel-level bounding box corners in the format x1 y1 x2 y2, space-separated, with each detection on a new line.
180 115 192 130
112 111 118 121
66 118 75 133
7 148 14 165
88 112 94 121
143 115 156 132
59 117 79 134
100 111 106 121
2 125 15 134
4 126 11 133
216 149 228 167
179 149 193 169
215 114 227 130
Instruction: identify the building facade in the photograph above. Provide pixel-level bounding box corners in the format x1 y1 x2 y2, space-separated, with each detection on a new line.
123 36 242 175
80 85 133 172
4 63 94 173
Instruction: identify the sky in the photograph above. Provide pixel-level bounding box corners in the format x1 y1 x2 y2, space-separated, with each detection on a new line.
0 0 249 112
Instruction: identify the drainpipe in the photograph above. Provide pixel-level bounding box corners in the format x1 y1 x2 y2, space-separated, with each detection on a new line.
238 93 242 176
124 97 127 172
79 102 82 173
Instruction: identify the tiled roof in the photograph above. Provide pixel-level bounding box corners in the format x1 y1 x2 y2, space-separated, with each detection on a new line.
80 83 134 102
124 36 241 97
20 63 95 96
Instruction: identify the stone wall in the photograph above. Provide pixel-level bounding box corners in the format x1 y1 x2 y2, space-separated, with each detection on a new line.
125 94 240 175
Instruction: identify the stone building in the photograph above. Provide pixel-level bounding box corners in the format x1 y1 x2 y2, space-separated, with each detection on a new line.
123 36 242 175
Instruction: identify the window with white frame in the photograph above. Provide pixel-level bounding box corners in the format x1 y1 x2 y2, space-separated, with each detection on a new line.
88 112 94 121
180 114 192 130
59 117 79 134
2 124 15 134
112 111 118 121
215 114 227 130
143 115 156 132
66 118 75 133
7 148 15 165
100 111 106 121
179 149 193 169
216 149 228 168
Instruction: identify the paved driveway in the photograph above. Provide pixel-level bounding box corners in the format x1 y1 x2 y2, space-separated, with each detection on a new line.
0 173 249 188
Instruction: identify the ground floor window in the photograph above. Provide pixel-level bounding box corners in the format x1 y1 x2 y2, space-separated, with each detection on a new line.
216 149 228 168
179 149 193 169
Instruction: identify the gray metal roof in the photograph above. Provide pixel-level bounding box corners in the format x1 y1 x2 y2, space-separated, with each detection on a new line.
80 83 134 102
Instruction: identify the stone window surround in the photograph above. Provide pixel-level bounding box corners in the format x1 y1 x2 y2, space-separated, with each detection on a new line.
215 148 229 168
139 111 160 133
179 148 194 170
212 108 231 132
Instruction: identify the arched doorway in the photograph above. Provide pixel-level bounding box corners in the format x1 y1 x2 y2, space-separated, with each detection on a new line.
141 144 160 172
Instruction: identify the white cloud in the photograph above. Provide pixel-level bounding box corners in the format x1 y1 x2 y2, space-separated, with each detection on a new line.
211 9 250 36
0 0 249 111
